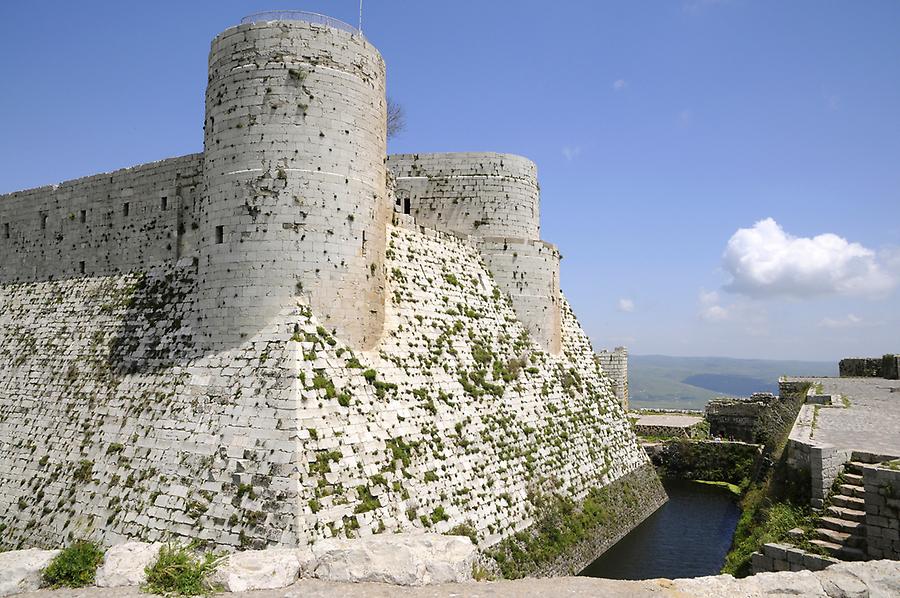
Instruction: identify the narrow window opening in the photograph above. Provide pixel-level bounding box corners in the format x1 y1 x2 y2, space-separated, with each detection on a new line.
3 223 8 239
161 196 168 211
215 225 224 244
361 229 366 255
79 210 86 223
79 261 85 274
123 202 130 217
395 197 401 207
403 198 411 215
40 213 48 230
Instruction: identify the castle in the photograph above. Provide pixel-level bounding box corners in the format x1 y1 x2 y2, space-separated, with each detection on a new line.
0 12 657 574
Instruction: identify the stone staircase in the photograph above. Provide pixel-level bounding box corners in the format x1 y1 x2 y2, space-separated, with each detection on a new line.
809 461 867 560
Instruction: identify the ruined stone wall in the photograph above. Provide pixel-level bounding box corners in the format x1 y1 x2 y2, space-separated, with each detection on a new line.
198 21 389 350
387 153 540 240
839 355 900 379
478 238 561 354
705 395 773 443
0 220 656 561
596 347 627 410
0 155 203 283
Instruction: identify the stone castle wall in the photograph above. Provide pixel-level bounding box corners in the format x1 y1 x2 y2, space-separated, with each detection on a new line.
596 347 627 410
478 238 561 354
0 155 203 283
0 15 661 572
386 153 540 241
198 21 389 350
0 220 658 556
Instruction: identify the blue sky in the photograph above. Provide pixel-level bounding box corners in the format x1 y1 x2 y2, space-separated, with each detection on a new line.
1 1 898 361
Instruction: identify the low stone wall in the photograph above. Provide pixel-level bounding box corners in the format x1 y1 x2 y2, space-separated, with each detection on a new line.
644 440 762 486
863 461 900 559
750 543 839 573
785 405 852 509
634 423 701 439
839 355 899 379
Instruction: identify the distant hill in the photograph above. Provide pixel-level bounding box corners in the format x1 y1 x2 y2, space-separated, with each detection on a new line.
628 355 837 411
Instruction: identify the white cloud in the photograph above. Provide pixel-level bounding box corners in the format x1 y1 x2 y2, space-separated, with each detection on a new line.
562 146 581 161
818 314 863 329
612 79 628 92
699 290 728 321
722 218 895 298
617 298 635 313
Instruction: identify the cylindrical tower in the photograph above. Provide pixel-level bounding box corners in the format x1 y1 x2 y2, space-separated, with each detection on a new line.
197 14 389 349
386 153 540 240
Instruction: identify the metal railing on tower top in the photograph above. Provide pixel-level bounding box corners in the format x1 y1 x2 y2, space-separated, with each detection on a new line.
240 10 359 35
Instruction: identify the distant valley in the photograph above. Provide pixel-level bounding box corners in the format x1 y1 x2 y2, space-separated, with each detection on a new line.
628 354 837 411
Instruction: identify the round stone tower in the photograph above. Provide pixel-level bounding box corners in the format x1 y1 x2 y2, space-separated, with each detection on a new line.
198 14 389 349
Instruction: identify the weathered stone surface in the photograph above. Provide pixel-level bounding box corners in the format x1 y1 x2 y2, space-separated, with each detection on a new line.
95 542 162 588
210 549 302 592
0 549 59 597
10 560 900 597
311 534 476 586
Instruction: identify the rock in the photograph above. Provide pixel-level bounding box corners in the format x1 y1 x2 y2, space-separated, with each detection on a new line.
0 548 60 597
209 548 302 592
822 560 900 598
95 542 162 588
311 533 476 586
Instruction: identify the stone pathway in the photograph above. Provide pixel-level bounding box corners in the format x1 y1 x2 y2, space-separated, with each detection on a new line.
633 414 704 428
12 560 900 598
788 377 900 457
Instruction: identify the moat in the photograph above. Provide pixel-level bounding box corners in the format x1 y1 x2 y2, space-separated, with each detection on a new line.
581 479 740 580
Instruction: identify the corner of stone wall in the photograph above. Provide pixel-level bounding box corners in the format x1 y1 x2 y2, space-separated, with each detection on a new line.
862 461 900 559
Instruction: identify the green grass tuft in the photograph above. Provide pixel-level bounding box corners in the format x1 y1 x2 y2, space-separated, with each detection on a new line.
143 542 222 596
42 540 104 588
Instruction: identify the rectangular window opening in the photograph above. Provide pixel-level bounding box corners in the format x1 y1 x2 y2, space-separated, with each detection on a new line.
3 223 8 239
123 202 130 217
161 196 168 211
403 198 411 215
361 229 366 255
40 213 48 230
79 261 85 275
79 210 86 223
215 225 224 244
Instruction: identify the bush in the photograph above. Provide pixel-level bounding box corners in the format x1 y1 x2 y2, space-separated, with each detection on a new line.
143 543 222 596
42 540 104 588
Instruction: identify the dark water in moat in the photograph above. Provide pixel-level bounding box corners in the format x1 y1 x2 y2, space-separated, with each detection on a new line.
580 479 740 580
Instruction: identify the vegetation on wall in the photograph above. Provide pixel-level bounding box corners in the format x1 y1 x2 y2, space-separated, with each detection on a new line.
721 382 813 577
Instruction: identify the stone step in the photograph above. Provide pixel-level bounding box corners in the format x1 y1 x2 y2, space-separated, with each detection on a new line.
809 539 868 561
819 516 864 534
815 527 866 548
832 494 865 509
826 505 867 523
844 461 867 476
838 483 866 498
843 472 863 485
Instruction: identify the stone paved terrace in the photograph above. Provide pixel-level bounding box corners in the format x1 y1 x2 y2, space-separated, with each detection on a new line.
633 414 705 428
787 376 900 457
12 560 900 598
